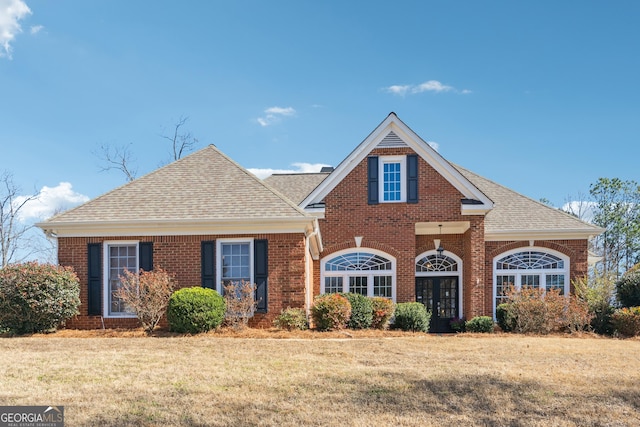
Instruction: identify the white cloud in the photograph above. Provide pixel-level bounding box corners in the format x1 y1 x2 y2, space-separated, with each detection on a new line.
256 106 296 127
385 80 471 96
0 0 32 59
248 162 331 179
15 182 90 222
427 141 439 152
29 24 42 34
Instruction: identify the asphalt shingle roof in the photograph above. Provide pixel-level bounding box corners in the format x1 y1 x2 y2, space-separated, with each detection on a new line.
453 165 601 234
46 145 309 223
264 173 330 204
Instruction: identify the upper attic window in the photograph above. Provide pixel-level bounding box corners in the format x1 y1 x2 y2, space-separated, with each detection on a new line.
380 156 406 202
368 154 418 204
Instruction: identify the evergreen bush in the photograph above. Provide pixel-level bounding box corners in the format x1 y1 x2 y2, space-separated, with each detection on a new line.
393 302 431 332
340 293 373 329
0 262 80 334
167 287 225 333
311 293 351 331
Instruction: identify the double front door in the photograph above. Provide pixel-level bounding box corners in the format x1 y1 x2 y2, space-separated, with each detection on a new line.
415 276 459 333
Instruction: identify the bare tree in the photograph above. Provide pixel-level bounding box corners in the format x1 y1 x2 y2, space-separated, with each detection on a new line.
96 143 138 182
160 115 198 162
0 171 38 267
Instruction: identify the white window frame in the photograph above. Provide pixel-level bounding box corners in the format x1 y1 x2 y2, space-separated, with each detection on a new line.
415 250 464 318
216 238 254 295
492 247 570 316
379 155 406 203
103 240 139 318
320 248 397 301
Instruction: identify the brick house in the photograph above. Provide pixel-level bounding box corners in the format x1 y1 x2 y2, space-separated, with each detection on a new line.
39 113 602 331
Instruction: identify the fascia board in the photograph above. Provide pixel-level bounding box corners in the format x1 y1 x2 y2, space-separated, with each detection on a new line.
37 218 314 238
485 229 604 241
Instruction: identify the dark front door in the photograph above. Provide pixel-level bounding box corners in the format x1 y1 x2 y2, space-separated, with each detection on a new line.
415 276 459 333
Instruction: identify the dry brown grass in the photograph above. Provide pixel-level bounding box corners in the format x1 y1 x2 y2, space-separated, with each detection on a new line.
1 329 639 426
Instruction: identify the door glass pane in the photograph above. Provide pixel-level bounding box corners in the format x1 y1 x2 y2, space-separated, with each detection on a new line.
440 278 457 318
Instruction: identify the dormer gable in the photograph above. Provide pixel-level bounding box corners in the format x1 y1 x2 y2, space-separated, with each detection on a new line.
300 113 494 215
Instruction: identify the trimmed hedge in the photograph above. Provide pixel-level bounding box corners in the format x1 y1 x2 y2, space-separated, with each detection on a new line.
311 293 351 331
393 302 431 332
611 306 640 337
465 316 494 333
370 297 395 330
0 262 80 334
167 287 226 333
340 293 373 329
273 307 308 331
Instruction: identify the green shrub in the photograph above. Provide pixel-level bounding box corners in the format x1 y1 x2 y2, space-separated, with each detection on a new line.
0 262 80 334
273 307 308 331
611 306 640 337
465 316 494 333
311 293 351 331
340 293 373 329
496 303 515 332
370 297 395 329
393 302 431 332
616 266 640 308
167 287 226 333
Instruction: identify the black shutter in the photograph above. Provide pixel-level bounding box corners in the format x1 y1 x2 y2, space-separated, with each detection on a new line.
201 241 216 289
87 243 102 316
139 242 153 272
407 154 419 204
254 239 268 313
368 156 379 205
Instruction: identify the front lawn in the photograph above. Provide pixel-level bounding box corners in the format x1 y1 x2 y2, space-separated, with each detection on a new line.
1 332 639 426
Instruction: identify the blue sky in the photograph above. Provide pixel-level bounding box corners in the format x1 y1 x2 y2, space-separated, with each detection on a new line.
2 0 639 224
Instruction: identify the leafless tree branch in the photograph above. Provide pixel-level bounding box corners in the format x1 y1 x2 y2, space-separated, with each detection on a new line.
160 115 198 162
95 143 138 182
0 171 39 267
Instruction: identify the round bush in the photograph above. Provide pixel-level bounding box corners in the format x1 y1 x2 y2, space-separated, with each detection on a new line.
465 316 494 333
611 306 640 337
0 262 80 334
393 302 431 332
311 293 351 331
370 297 395 329
616 268 640 308
273 307 308 331
496 303 515 332
340 293 373 329
167 287 226 333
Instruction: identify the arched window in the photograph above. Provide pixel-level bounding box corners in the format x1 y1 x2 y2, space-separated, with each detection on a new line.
416 254 459 273
321 250 396 300
493 248 569 313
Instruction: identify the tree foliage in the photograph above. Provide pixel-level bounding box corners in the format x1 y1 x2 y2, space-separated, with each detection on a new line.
616 265 640 308
589 178 640 278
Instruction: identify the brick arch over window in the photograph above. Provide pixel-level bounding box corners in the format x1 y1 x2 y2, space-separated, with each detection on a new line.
322 240 401 261
321 248 397 301
488 241 575 260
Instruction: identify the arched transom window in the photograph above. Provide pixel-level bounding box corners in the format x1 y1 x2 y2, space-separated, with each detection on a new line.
416 254 459 273
321 250 396 300
493 248 569 313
